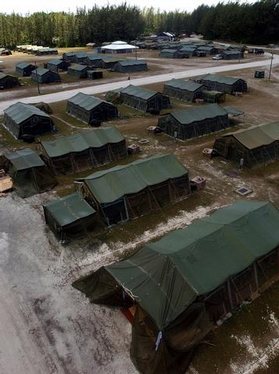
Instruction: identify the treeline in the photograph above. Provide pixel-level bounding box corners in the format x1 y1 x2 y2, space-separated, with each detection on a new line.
0 1 278 48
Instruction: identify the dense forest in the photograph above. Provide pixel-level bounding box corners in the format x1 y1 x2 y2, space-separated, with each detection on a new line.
0 1 278 48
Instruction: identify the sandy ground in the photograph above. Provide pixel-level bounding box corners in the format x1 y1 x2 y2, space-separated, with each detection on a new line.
0 49 279 374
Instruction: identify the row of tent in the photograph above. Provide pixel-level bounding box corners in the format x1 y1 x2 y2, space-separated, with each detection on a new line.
0 126 128 196
16 45 58 55
43 153 191 239
72 200 279 373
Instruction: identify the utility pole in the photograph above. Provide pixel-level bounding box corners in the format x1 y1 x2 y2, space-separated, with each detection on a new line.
34 61 41 95
268 51 274 80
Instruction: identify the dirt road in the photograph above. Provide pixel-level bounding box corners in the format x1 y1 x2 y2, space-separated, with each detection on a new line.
0 54 278 113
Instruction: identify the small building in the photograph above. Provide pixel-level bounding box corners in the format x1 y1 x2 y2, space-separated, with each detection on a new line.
40 127 127 174
221 50 243 60
120 85 170 113
4 102 54 139
77 154 191 225
163 79 205 102
67 92 118 125
72 200 279 374
159 49 189 59
15 62 36 76
112 60 148 73
62 52 77 63
74 52 88 64
0 73 20 89
213 122 279 167
47 59 69 72
67 64 89 78
100 41 139 54
198 74 247 94
31 68 61 84
156 31 175 42
157 104 231 140
43 192 96 240
1 148 56 197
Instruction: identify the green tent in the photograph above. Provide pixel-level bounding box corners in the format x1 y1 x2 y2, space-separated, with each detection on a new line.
214 122 279 167
158 103 230 140
2 148 57 197
78 154 190 225
44 192 96 240
163 79 205 102
198 74 247 94
73 200 279 373
112 60 148 73
4 102 54 139
40 127 127 174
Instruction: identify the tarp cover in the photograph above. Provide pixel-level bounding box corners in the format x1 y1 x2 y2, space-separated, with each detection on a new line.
44 192 96 227
86 200 279 330
4 102 50 125
165 79 204 92
170 103 228 125
41 127 124 158
67 92 110 111
4 148 45 171
223 122 279 149
120 84 156 100
80 154 188 204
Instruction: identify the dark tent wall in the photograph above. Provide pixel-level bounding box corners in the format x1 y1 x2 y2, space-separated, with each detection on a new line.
86 55 104 68
40 127 127 175
47 59 69 72
72 200 279 374
120 85 171 113
0 73 20 89
2 148 57 197
31 68 61 84
198 74 247 94
158 104 230 140
213 122 279 167
66 92 118 124
163 79 205 102
78 154 190 226
4 102 54 139
44 192 96 240
16 62 36 76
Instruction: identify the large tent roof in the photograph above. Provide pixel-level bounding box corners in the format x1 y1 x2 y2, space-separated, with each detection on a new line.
44 192 96 227
47 59 63 66
170 103 228 125
201 74 244 85
103 200 279 329
120 84 157 100
101 41 139 50
16 62 34 69
67 92 110 111
223 122 279 149
0 72 15 80
68 63 87 71
41 127 124 158
4 148 45 171
165 78 204 92
80 154 188 204
4 102 50 125
33 68 53 76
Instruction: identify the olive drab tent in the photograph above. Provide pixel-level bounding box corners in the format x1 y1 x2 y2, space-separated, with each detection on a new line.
77 154 190 225
73 200 279 374
1 148 57 197
163 79 205 102
197 74 247 94
16 62 36 76
67 92 118 125
44 192 96 240
0 72 20 89
112 60 148 73
31 68 61 83
158 104 231 140
4 102 54 139
40 127 127 174
213 122 279 167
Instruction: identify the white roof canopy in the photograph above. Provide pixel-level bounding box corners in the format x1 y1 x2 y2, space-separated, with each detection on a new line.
101 41 139 51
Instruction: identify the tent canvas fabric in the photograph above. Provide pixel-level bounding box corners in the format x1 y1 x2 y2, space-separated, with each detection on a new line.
197 74 247 94
78 154 190 225
40 127 127 174
0 72 20 89
4 102 54 139
2 148 57 197
67 64 88 78
112 60 148 73
120 85 170 112
157 103 230 140
163 79 205 102
16 62 36 76
73 200 279 374
101 41 139 54
67 92 118 124
44 192 96 240
31 68 61 83
213 122 279 167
